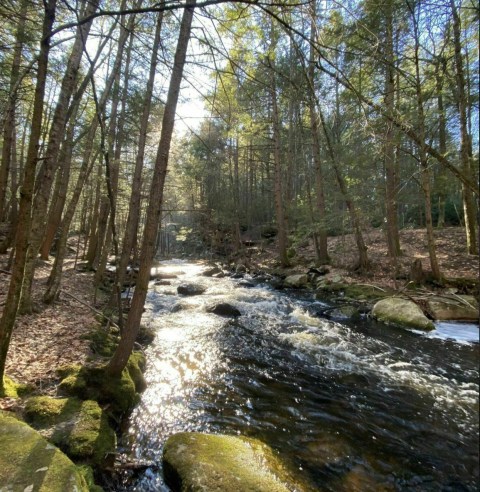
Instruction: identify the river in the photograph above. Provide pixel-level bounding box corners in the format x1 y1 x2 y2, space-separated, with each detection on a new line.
113 260 479 491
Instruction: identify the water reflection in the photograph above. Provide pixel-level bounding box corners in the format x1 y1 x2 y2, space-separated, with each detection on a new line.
118 260 479 491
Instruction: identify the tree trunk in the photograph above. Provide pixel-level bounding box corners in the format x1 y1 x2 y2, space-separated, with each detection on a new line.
450 0 478 254
39 118 76 259
435 58 448 229
317 102 369 270
95 13 135 297
114 8 164 297
0 0 28 222
0 0 57 392
411 1 441 281
308 4 329 265
269 22 288 267
383 0 401 259
107 0 196 377
19 0 100 312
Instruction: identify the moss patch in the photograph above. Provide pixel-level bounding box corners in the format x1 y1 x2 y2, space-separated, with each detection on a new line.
163 432 313 492
127 351 147 393
0 375 33 398
58 364 137 415
24 396 116 466
0 410 88 491
86 328 119 357
77 465 104 492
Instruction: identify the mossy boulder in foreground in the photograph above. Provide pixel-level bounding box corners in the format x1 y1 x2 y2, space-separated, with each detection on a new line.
372 297 435 331
0 411 88 491
24 396 116 466
163 432 311 492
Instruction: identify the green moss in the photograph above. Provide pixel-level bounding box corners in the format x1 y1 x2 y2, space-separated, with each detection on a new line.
77 465 104 492
87 328 120 357
0 375 34 398
1 375 19 397
127 351 147 393
24 396 116 466
0 411 89 491
163 432 313 492
58 365 137 415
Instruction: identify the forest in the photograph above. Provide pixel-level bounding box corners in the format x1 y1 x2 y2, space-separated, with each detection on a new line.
0 0 479 491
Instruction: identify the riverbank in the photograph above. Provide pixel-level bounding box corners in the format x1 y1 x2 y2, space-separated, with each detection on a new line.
239 226 479 292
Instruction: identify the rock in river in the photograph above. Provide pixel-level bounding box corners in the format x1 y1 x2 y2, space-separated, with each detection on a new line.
372 297 434 331
162 432 310 492
206 302 241 317
426 295 478 321
177 283 206 296
284 274 308 288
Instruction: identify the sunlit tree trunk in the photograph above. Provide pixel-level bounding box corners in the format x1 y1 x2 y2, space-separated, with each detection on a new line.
107 0 196 376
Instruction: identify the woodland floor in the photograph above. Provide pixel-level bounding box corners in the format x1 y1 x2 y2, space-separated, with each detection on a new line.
0 226 478 410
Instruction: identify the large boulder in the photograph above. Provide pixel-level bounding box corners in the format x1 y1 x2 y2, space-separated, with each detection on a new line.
284 274 308 288
177 283 206 296
0 411 89 491
426 295 478 321
163 432 309 492
372 297 434 331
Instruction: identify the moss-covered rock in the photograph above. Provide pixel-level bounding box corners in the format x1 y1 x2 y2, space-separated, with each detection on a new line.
163 432 312 492
426 295 479 321
284 274 308 288
372 297 434 331
0 410 89 491
58 364 138 415
86 328 119 357
127 351 147 393
24 396 116 466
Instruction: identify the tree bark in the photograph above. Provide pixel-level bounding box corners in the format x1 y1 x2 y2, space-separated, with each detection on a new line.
114 8 164 296
383 0 401 259
450 0 478 254
107 0 196 377
0 0 28 222
0 0 57 392
410 1 441 281
308 3 329 264
19 0 100 312
268 21 288 267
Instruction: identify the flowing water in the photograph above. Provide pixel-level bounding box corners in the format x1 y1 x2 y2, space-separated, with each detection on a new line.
115 260 479 491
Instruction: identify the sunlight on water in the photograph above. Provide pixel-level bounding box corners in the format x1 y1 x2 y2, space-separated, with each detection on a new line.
414 321 479 344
